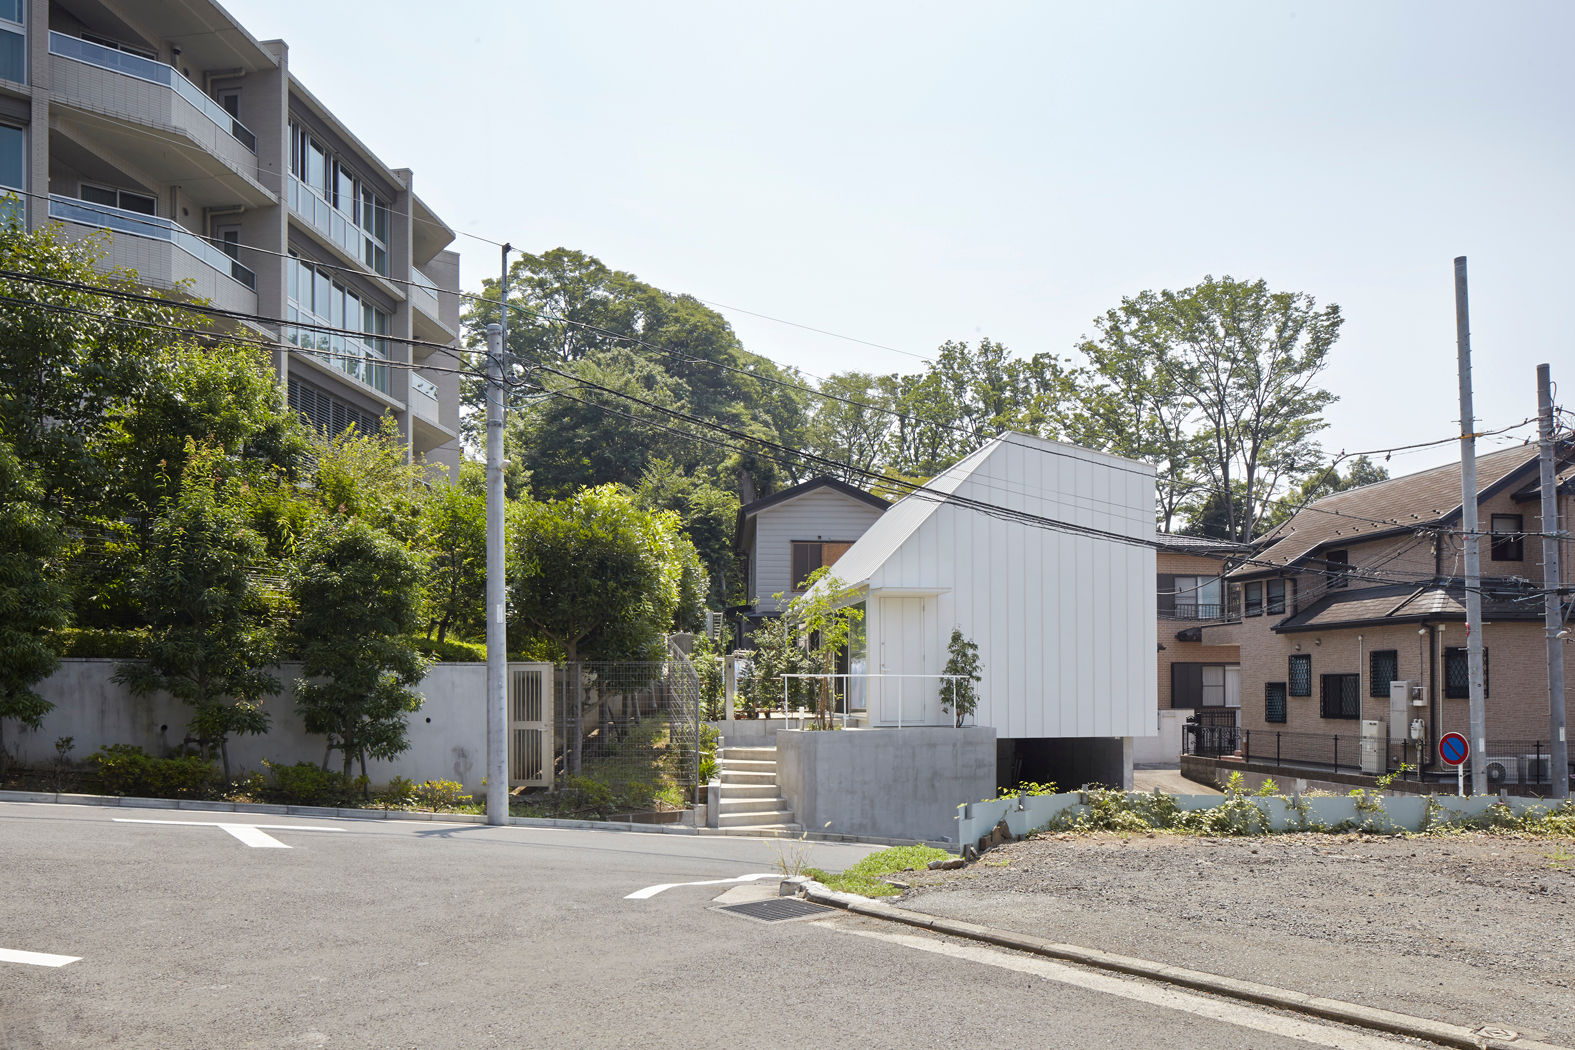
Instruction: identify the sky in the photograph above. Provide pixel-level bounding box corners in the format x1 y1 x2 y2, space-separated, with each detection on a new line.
225 0 1575 475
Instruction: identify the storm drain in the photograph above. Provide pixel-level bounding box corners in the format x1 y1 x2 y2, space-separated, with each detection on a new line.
716 898 833 923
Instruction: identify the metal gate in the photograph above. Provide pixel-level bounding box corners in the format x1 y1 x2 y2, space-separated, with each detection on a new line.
508 662 554 789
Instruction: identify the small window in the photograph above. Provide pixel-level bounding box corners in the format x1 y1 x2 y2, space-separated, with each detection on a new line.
1443 647 1489 699
1265 682 1287 724
1244 581 1263 617
790 540 854 590
1265 579 1286 615
1369 649 1398 698
1289 653 1312 697
1490 514 1524 562
1325 549 1350 589
1320 673 1360 719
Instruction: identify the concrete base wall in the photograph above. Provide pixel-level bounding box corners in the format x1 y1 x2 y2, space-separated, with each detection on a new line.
775 726 996 844
1132 710 1187 766
8 659 489 794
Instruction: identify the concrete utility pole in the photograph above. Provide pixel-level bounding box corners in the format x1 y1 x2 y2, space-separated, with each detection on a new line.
484 317 508 825
1537 363 1569 799
1454 256 1488 796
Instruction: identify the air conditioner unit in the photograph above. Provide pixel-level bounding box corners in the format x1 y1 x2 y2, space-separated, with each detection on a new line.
1519 754 1552 785
1481 755 1519 786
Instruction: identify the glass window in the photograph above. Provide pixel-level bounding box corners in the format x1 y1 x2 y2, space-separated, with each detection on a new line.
0 27 21 84
1370 649 1398 698
308 141 327 197
1325 549 1350 589
335 163 355 213
80 184 118 207
0 0 23 23
1289 653 1312 697
1320 674 1360 719
118 190 156 215
313 268 332 320
1265 682 1287 724
1490 514 1524 561
1265 579 1286 615
1443 647 1489 699
361 187 375 234
1244 581 1263 617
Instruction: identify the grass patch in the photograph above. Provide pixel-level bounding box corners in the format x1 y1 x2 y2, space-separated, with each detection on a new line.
806 844 953 897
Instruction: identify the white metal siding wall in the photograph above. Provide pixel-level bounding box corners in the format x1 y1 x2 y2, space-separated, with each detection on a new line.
751 489 885 611
868 438 1157 739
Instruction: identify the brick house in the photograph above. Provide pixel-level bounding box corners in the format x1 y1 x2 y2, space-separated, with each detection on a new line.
1199 444 1574 786
1137 535 1251 763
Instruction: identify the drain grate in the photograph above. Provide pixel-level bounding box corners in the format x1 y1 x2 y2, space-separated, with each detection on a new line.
717 897 833 923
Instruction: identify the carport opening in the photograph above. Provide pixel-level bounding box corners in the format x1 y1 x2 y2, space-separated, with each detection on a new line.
998 737 1127 793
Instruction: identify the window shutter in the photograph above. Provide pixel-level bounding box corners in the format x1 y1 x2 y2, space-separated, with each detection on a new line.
1156 574 1176 616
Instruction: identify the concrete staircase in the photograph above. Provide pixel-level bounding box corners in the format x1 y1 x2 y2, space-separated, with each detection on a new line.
716 746 798 832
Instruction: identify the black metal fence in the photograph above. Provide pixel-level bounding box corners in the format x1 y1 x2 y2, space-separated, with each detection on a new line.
1182 724 1575 791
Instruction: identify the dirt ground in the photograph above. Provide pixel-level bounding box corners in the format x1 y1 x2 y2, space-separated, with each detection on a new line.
896 831 1575 1044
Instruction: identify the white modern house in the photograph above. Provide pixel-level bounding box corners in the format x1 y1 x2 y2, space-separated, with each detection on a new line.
810 432 1158 789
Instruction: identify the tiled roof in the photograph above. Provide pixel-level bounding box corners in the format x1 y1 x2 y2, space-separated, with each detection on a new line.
1156 532 1254 554
1273 580 1547 633
1234 444 1543 579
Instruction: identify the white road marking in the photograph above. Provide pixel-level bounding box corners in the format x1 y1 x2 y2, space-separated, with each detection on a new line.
822 922 1417 1050
113 819 344 849
624 873 781 900
0 948 80 968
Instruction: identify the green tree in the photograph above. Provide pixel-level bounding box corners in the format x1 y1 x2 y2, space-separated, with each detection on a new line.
939 628 983 728
115 443 281 779
416 476 487 643
635 459 741 608
801 372 894 485
307 416 428 545
0 435 70 778
508 484 705 661
790 570 864 729
1259 455 1389 534
291 516 429 782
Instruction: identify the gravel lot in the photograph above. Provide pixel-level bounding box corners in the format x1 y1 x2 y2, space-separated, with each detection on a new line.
897 831 1575 1045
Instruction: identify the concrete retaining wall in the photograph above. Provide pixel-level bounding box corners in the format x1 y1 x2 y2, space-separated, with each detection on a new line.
775 726 996 843
8 659 489 793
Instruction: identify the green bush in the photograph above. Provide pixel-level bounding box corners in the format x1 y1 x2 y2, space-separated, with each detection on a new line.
557 775 615 817
377 775 418 807
90 744 214 798
55 628 149 659
405 635 485 663
412 779 472 811
807 844 954 897
258 760 359 806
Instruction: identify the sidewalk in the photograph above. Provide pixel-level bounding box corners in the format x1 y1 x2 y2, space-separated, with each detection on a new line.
885 832 1575 1046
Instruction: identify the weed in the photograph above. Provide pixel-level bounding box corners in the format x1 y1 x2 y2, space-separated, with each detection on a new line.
809 844 954 897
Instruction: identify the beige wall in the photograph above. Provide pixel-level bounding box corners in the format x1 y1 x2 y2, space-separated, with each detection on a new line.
1156 549 1239 712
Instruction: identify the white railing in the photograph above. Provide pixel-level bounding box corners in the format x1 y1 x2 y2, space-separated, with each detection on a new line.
285 176 387 277
410 267 440 319
50 194 256 289
778 673 970 729
410 374 440 425
49 32 256 152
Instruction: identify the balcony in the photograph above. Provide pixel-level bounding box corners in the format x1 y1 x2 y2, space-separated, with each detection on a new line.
410 267 457 346
409 373 456 454
47 33 271 208
1160 602 1227 622
50 194 258 314
410 374 441 426
286 177 390 279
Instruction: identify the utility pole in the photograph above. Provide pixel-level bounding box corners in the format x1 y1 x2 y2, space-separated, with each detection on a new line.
1454 256 1488 795
484 245 512 825
1537 363 1569 799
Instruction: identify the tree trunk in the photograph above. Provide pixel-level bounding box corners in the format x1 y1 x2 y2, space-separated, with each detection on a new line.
219 739 231 782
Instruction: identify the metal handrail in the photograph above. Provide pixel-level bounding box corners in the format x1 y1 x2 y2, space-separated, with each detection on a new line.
778 672 969 729
48 33 256 152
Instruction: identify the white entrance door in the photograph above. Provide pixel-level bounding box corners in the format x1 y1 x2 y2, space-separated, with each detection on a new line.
875 597 940 726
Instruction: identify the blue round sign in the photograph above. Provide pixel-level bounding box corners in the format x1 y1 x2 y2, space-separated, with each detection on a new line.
1439 732 1469 767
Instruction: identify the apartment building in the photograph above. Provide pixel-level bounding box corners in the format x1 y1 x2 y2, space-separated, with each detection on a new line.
0 0 462 472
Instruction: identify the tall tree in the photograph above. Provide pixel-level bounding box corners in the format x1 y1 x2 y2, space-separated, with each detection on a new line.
291 516 428 781
508 484 705 662
0 435 70 778
416 474 487 643
115 443 281 779
801 372 893 484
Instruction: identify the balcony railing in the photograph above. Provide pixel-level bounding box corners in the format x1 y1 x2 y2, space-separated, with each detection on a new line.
286 176 388 277
50 194 256 290
48 32 256 153
410 267 441 319
1160 602 1226 621
410 374 440 425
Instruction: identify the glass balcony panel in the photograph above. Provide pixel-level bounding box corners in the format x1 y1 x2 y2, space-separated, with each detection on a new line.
49 194 256 290
48 33 255 153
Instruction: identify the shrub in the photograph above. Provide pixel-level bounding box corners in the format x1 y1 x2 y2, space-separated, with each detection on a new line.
258 760 358 806
405 635 485 663
54 628 149 659
90 744 214 798
556 775 615 817
412 779 472 811
378 775 418 808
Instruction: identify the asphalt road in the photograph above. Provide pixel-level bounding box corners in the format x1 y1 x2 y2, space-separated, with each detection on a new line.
1 802 1449 1049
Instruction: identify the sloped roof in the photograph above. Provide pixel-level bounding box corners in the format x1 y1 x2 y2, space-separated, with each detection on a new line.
733 475 889 554
1157 532 1254 555
1272 580 1548 633
808 431 1153 597
1234 444 1543 579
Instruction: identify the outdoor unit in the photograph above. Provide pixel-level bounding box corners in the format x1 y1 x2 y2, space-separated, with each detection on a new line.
705 610 724 641
1481 755 1520 786
1387 683 1411 744
1360 719 1385 775
1520 754 1552 785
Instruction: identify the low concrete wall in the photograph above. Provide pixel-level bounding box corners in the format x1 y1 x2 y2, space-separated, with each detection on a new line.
776 726 996 844
9 659 489 794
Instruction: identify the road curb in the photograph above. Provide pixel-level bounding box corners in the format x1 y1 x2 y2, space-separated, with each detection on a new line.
0 790 953 849
794 880 1569 1050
